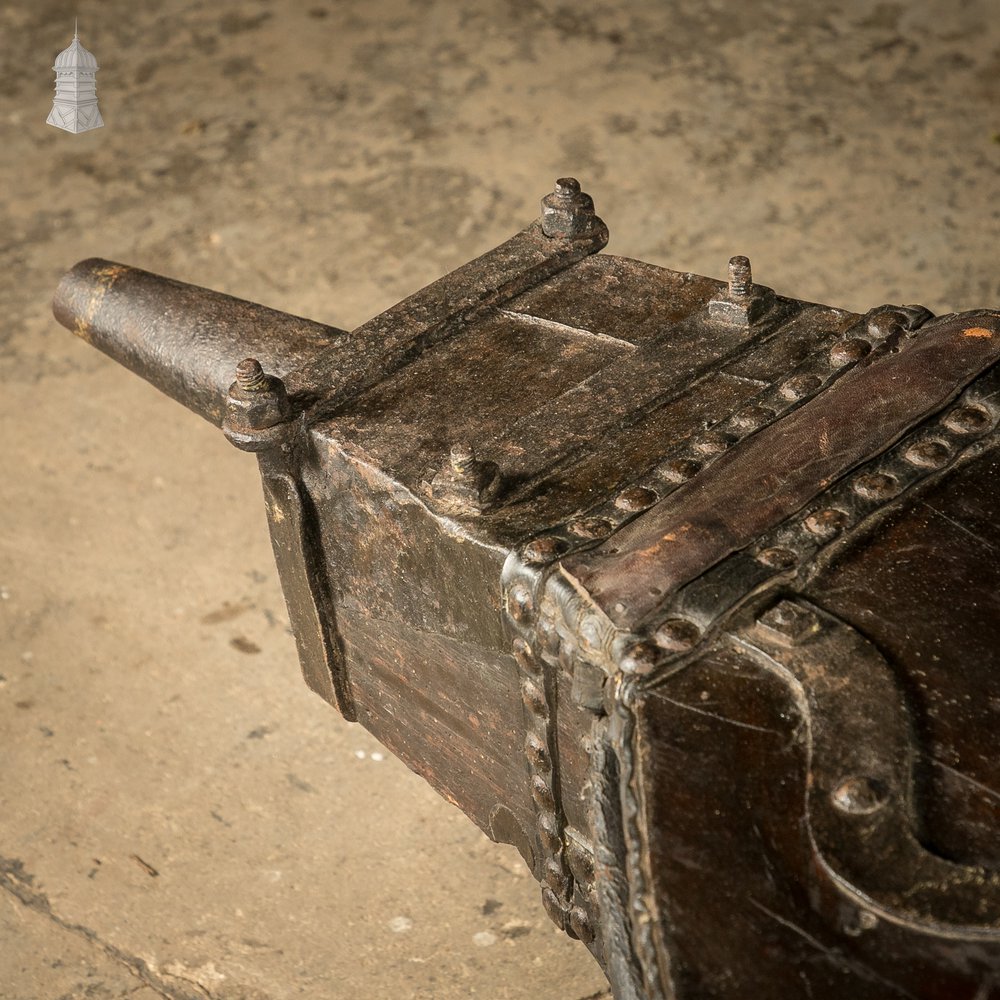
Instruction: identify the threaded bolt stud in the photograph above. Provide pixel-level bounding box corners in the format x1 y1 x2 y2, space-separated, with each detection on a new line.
728 255 753 298
236 358 268 392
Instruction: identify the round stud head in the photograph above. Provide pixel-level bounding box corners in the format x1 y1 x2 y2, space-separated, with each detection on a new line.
522 536 568 565
615 486 658 511
619 640 660 676
654 618 701 652
831 775 889 815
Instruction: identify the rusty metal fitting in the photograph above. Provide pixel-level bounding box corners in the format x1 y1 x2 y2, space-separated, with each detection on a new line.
618 639 661 676
831 775 889 816
522 536 569 565
429 441 503 515
568 906 594 945
757 600 822 645
653 618 701 653
540 177 599 240
709 254 776 327
728 255 753 298
223 357 294 452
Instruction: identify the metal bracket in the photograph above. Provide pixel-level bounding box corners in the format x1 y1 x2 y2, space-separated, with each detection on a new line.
738 598 1000 938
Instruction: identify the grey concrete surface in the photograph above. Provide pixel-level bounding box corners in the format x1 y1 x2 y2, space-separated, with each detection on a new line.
1 1 998 998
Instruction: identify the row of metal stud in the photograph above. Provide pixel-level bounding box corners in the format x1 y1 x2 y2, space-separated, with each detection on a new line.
643 373 1000 658
503 560 593 942
519 306 925 572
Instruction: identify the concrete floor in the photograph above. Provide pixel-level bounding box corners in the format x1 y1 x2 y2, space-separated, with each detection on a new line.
1 1 998 997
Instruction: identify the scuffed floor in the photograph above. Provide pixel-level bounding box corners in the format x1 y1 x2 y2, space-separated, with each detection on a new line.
1 1 998 997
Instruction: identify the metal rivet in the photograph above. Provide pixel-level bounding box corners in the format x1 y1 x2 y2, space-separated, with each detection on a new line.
658 458 702 483
569 906 594 945
568 516 613 539
507 583 534 622
619 640 659 676
853 472 899 501
541 887 566 929
780 373 823 400
803 508 849 538
867 313 904 340
756 546 797 569
544 860 570 895
904 439 950 469
830 338 871 365
537 618 561 655
943 405 992 434
525 734 548 770
653 618 701 652
615 486 658 511
512 637 540 675
692 431 732 456
521 678 547 716
758 600 821 644
523 537 568 565
531 776 556 811
565 840 595 884
538 815 562 855
731 404 775 431
831 775 889 815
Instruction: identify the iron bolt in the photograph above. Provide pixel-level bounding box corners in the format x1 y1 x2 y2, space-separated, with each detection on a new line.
235 357 268 392
728 255 753 298
430 440 503 514
540 176 598 240
223 357 293 449
449 442 478 477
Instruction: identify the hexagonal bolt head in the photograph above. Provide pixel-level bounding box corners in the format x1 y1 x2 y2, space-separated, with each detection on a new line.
225 357 292 434
540 177 599 240
429 441 503 515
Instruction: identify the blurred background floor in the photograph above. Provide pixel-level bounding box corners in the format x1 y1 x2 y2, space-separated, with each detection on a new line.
1 1 998 997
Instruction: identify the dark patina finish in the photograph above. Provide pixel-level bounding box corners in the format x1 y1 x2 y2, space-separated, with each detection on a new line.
54 180 1000 998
